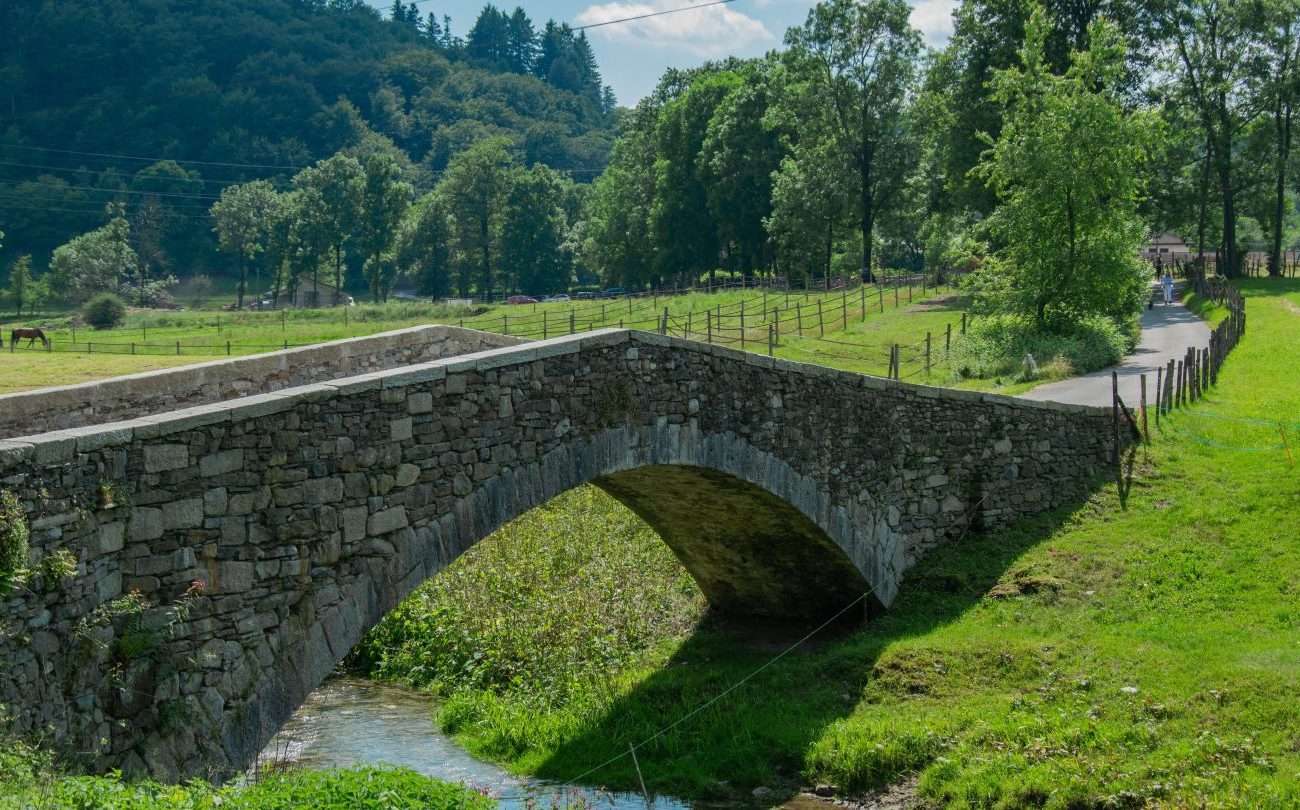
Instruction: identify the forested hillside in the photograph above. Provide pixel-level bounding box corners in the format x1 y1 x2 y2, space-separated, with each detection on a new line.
0 0 616 274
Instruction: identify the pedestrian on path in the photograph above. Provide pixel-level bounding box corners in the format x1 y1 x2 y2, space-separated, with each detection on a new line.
1161 270 1175 305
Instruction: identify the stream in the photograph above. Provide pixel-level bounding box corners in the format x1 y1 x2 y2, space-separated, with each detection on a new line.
256 678 691 810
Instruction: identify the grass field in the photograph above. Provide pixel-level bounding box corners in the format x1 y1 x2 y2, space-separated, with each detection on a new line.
358 279 1300 807
0 281 970 394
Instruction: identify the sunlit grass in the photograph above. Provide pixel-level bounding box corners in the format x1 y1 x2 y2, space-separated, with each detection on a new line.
360 279 1300 807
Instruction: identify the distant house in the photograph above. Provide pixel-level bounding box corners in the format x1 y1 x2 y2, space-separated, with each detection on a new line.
283 280 353 308
1142 232 1193 261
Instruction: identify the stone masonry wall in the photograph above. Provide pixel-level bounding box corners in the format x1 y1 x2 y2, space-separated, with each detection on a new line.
0 325 523 438
0 329 1118 782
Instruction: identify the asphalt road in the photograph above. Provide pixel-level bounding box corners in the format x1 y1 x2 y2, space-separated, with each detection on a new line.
1019 293 1211 409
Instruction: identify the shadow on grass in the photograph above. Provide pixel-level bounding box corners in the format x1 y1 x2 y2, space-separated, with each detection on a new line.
529 491 1094 802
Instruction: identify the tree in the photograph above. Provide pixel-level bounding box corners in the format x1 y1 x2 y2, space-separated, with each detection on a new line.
1160 0 1261 277
394 192 455 297
6 255 32 317
438 138 514 297
506 8 538 74
1254 0 1300 276
784 0 923 281
211 180 279 309
582 103 659 288
970 7 1152 327
358 154 414 301
47 205 139 305
700 62 785 277
500 166 569 294
767 139 855 285
129 197 166 307
467 4 511 69
651 72 740 285
293 154 364 305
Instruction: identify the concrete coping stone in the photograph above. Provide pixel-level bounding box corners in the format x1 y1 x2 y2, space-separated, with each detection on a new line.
0 324 466 406
1 325 1111 457
0 441 35 468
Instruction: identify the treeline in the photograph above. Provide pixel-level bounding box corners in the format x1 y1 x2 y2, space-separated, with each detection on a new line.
583 0 1300 289
4 0 1299 315
0 0 616 275
0 141 586 315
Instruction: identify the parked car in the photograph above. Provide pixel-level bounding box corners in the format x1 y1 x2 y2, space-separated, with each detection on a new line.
574 291 598 300
548 294 571 303
507 295 538 305
602 287 626 298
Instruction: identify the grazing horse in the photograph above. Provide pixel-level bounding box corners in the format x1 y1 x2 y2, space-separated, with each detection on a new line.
9 328 49 350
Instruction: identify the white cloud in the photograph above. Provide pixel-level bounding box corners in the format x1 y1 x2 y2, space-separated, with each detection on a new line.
909 0 957 46
575 1 775 59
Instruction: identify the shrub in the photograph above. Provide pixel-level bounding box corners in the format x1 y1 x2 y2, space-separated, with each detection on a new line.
949 313 1135 383
82 293 128 329
0 490 29 592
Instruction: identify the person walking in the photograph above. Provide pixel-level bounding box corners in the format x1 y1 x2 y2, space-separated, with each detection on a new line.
1161 269 1175 305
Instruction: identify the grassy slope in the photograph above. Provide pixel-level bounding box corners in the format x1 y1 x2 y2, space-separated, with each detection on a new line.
365 280 1300 808
0 283 969 394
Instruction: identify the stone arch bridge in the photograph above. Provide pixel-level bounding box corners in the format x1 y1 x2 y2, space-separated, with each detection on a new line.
0 327 1117 780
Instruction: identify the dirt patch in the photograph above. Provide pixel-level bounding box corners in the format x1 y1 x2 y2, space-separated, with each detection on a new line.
785 776 924 810
986 569 1069 599
906 293 966 313
1282 298 1300 317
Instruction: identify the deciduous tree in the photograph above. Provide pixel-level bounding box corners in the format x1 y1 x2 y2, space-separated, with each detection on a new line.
784 0 923 281
970 8 1152 326
211 180 279 308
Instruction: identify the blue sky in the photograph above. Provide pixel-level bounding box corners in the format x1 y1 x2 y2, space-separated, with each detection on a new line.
379 1 957 104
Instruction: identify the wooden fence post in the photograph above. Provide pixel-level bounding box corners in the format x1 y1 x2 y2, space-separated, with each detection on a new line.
925 332 932 377
1140 374 1148 443
1155 367 1162 425
1111 371 1119 464
945 323 952 354
817 300 824 337
707 310 712 344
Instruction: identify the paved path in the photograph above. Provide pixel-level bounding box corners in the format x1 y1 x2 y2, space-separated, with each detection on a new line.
1020 290 1211 408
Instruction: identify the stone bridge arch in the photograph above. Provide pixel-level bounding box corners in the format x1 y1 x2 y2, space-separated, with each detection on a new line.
0 329 1118 781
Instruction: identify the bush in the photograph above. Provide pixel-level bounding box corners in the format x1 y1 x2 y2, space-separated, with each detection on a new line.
0 739 494 810
949 313 1135 383
82 293 128 329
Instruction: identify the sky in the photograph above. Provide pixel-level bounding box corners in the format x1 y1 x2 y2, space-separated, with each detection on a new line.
385 0 958 104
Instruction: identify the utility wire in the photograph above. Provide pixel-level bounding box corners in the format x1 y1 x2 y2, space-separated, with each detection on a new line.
0 143 306 171
574 0 741 31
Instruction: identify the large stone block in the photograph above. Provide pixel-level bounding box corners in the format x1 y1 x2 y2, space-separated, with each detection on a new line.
367 507 408 537
200 449 245 477
162 498 204 530
144 444 190 473
129 508 164 542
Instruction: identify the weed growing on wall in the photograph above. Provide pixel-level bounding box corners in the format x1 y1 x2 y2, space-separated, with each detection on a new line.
0 491 30 593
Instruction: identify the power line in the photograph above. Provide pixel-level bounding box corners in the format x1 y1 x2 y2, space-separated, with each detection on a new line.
573 0 741 31
0 144 306 171
0 180 224 201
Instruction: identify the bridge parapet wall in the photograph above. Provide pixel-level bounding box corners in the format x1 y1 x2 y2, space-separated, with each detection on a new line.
0 324 523 438
0 329 1115 781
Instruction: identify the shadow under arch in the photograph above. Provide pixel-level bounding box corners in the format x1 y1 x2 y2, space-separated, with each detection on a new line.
225 424 895 775
594 465 870 623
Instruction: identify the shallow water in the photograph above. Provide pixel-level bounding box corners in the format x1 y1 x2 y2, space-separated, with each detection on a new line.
257 678 690 810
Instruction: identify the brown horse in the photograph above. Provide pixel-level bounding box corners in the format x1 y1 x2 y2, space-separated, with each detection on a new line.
9 328 49 350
